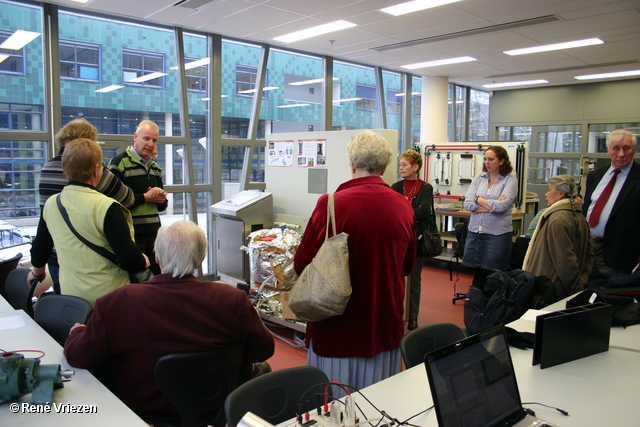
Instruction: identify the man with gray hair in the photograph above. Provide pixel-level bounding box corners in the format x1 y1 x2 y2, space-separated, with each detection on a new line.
583 129 640 279
64 220 274 425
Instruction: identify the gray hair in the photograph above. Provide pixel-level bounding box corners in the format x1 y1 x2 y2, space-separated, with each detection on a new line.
549 174 577 199
136 119 159 134
346 130 392 174
155 221 207 278
606 129 637 149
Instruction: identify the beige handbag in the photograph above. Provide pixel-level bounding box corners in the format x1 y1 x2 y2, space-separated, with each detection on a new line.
288 193 352 322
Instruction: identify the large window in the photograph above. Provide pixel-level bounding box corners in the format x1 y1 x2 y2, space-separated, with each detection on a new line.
123 49 165 87
60 41 100 81
0 140 45 219
468 89 489 141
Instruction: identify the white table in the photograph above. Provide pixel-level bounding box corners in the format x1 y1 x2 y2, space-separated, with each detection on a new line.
509 293 640 353
0 310 148 426
281 347 639 427
0 294 14 315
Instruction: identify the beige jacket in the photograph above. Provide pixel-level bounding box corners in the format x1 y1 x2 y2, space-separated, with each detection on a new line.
522 198 593 299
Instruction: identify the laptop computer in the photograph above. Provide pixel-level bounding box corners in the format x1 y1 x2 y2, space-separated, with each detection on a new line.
424 325 558 427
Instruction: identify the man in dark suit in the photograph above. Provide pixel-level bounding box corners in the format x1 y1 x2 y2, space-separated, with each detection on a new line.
583 129 640 279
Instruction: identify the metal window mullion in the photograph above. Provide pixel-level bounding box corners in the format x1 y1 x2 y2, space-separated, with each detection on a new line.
43 3 60 148
323 56 333 131
247 45 269 141
174 28 197 226
401 73 412 151
375 66 387 130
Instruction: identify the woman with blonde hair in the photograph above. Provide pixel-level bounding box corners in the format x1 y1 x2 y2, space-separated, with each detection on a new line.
391 149 434 330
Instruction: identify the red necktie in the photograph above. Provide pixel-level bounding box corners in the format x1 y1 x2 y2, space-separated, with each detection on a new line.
589 168 621 227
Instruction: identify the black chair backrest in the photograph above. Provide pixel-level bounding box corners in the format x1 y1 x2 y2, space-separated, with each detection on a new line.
400 322 466 369
4 268 37 317
224 366 329 427
34 294 93 346
155 342 246 427
0 252 22 298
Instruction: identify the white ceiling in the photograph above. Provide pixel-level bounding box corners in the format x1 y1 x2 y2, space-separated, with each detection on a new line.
44 0 640 90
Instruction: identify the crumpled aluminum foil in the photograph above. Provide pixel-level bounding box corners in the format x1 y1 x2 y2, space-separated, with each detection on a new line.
242 227 301 291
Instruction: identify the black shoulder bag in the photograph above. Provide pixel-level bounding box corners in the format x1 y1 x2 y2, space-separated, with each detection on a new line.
56 195 153 283
420 197 443 258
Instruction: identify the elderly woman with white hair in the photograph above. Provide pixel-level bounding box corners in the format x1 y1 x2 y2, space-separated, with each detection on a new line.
294 130 416 394
522 174 593 300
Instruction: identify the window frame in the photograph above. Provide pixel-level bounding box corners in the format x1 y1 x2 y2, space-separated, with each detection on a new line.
185 56 207 92
59 40 101 81
356 84 377 111
122 48 166 88
235 64 269 99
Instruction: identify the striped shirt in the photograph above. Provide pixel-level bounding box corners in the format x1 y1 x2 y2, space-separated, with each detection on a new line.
39 147 136 209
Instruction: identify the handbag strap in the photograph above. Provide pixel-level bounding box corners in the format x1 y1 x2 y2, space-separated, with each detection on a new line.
325 193 337 240
426 196 438 233
56 194 119 265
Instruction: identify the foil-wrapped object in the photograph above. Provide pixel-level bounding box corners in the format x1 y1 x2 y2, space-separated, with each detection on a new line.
243 227 301 291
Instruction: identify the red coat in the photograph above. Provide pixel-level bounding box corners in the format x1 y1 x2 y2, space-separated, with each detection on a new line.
64 274 274 422
294 176 416 358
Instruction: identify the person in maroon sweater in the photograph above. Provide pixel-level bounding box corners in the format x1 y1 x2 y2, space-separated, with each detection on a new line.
64 220 274 424
294 130 416 395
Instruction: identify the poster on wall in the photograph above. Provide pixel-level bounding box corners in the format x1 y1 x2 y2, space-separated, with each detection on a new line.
267 140 293 166
297 139 326 167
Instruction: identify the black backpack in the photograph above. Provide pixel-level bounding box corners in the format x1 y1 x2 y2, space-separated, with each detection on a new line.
464 269 535 335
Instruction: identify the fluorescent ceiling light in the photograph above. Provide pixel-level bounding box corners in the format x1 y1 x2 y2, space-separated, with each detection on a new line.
237 86 279 94
575 69 640 80
0 30 40 50
95 85 124 93
0 54 9 64
333 98 361 103
274 20 356 44
395 92 421 97
483 79 548 88
381 0 462 16
504 37 604 56
127 72 166 83
200 97 210 101
171 57 210 70
289 77 339 86
402 56 476 69
70 0 89 3
277 103 311 108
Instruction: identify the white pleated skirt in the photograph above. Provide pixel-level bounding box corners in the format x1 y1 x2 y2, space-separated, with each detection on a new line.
307 340 402 398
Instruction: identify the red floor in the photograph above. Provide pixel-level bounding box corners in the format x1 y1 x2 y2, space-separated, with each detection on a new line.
264 259 473 371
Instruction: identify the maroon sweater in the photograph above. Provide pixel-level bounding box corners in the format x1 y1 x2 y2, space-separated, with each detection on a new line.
64 274 274 421
294 176 416 358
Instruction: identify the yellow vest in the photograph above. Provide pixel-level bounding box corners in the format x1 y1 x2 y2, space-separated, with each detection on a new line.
43 185 134 306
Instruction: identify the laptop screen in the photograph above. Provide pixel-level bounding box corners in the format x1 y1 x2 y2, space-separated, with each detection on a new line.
424 326 524 427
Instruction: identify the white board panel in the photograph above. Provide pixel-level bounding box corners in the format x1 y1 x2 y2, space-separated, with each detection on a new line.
266 129 398 220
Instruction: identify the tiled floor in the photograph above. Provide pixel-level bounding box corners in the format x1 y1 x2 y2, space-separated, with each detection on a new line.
264 259 473 371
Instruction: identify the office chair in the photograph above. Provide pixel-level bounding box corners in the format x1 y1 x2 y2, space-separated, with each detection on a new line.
34 294 93 346
225 366 330 427
0 252 22 298
400 323 466 369
154 342 246 427
4 267 38 317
